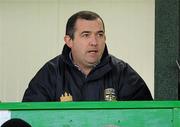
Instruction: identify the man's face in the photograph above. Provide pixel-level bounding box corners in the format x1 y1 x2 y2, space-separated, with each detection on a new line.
65 18 106 69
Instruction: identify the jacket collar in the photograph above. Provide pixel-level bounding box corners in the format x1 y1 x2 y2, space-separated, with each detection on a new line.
61 44 112 80
61 44 110 66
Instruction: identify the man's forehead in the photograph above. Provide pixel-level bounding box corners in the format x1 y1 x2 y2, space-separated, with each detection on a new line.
74 18 104 32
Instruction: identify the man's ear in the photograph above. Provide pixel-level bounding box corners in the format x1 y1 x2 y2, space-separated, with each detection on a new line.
64 35 73 48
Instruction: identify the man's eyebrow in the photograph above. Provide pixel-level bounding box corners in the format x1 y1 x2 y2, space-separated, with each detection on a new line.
80 30 105 35
97 30 105 33
81 31 91 34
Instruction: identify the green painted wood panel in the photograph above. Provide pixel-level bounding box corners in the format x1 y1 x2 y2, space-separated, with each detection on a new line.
1 101 180 110
11 109 173 127
1 102 180 127
174 108 180 127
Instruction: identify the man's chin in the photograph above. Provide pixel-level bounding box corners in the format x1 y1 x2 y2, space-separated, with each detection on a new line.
87 60 100 67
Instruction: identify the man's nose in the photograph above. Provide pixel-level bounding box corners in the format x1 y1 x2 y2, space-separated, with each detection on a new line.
89 35 97 46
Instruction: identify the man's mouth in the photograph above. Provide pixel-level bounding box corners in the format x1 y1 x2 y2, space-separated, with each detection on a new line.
88 50 98 53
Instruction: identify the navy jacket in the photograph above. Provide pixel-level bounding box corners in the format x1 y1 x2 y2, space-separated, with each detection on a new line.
22 45 153 101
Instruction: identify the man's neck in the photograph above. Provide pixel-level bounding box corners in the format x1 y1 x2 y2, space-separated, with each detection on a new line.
69 52 93 76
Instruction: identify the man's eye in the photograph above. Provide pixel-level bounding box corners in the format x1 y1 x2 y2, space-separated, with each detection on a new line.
82 34 89 37
97 33 104 37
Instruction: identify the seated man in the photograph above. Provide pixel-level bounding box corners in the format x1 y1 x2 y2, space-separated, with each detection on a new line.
22 11 153 102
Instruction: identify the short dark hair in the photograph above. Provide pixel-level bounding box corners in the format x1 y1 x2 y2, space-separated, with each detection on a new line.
1 118 31 127
65 11 105 39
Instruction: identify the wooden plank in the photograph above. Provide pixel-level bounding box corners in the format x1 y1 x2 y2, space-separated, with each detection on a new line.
1 101 180 110
173 108 180 127
11 109 173 127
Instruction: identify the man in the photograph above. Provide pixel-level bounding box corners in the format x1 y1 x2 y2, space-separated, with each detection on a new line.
22 11 153 102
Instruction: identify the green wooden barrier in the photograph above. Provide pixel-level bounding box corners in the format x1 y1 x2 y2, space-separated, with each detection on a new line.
0 101 180 127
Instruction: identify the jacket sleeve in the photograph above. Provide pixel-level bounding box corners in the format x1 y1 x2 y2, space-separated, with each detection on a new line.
118 63 153 100
22 62 57 102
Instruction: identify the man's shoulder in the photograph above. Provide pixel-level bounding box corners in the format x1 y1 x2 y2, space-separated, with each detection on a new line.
49 54 62 63
34 54 64 78
109 54 127 67
43 54 63 69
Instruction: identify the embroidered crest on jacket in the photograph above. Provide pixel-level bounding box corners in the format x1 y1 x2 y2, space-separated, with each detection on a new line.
60 92 73 102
